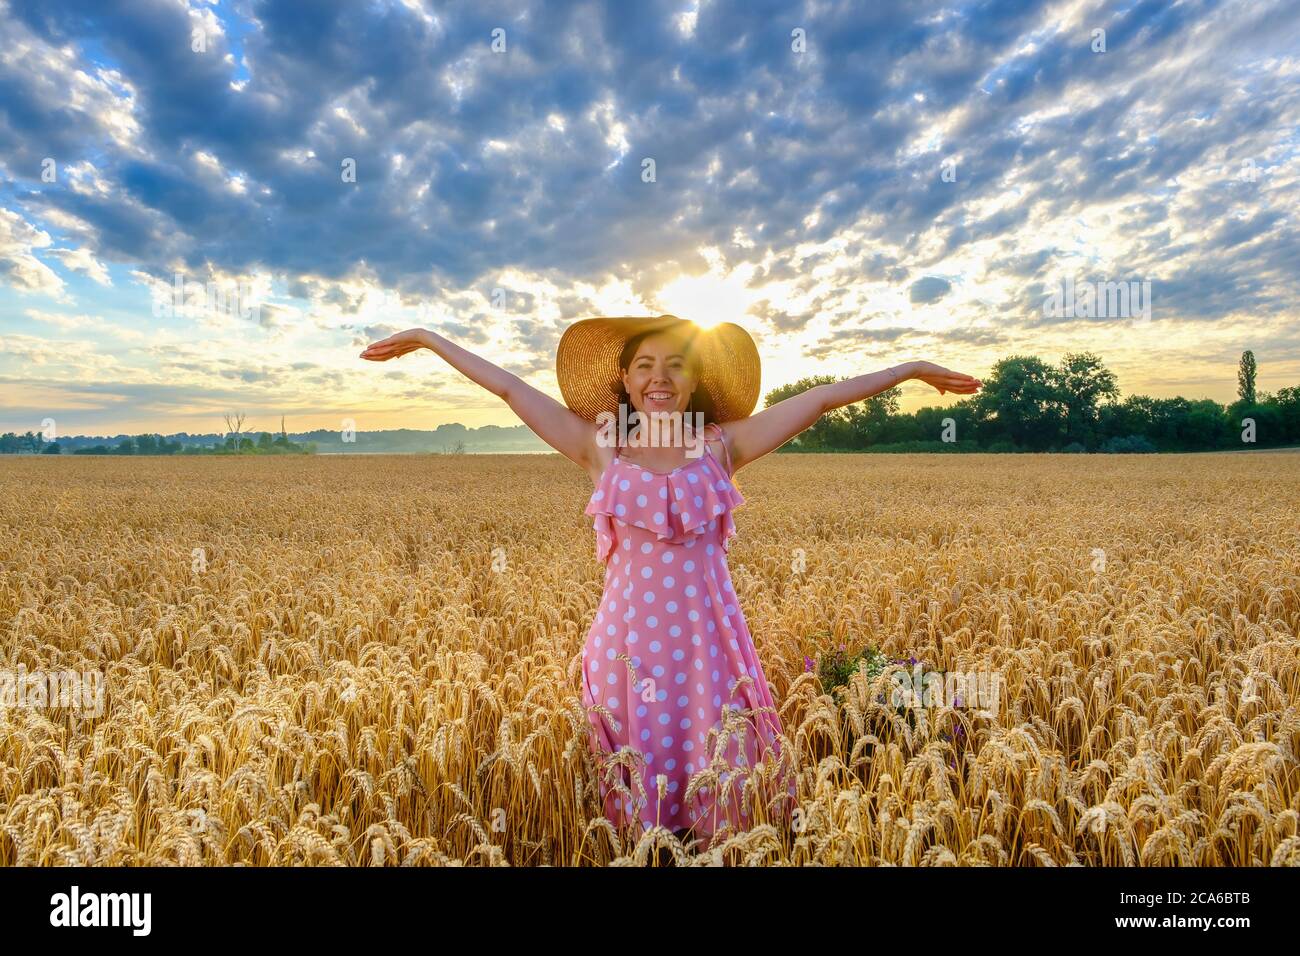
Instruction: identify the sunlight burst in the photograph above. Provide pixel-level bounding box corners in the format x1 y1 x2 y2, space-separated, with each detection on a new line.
657 272 747 330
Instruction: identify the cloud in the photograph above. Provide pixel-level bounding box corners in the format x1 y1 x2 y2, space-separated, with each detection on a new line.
0 0 1296 430
46 245 112 285
909 276 952 304
0 207 63 295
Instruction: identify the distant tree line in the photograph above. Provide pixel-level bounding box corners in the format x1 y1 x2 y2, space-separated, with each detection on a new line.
773 350 1298 453
62 431 315 456
0 414 315 456
5 355 1294 457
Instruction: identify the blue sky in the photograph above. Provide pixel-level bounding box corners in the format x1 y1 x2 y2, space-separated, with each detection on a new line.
0 0 1297 436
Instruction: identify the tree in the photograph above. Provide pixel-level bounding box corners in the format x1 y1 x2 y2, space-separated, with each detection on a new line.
223 412 247 446
761 375 839 449
1238 351 1257 404
971 356 1066 450
842 386 902 447
42 442 61 454
1056 352 1119 448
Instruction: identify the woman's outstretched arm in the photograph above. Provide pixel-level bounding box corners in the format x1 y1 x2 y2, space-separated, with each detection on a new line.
721 361 982 472
360 327 597 469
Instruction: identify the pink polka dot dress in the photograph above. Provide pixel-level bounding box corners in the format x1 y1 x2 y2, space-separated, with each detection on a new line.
580 423 795 840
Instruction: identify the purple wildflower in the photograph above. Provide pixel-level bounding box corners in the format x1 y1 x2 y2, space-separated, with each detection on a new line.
804 656 815 672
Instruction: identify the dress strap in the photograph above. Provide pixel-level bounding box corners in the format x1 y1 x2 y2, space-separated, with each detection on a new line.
704 422 733 477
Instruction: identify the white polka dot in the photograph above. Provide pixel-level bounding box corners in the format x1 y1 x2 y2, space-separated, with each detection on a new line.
619 479 630 491
637 494 647 507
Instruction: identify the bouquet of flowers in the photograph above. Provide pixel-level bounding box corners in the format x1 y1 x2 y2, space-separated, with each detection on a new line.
804 637 894 700
805 634 967 768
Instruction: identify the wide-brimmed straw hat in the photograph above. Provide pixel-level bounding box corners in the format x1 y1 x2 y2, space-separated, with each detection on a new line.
556 315 761 424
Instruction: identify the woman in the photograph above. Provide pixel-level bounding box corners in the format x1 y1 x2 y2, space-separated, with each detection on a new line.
360 314 982 851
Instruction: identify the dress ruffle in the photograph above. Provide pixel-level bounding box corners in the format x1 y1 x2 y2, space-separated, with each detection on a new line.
584 453 745 565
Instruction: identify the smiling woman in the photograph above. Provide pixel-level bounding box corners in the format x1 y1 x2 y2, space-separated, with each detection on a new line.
358 316 981 853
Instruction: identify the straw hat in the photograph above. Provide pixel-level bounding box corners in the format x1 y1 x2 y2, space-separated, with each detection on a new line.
556 315 761 424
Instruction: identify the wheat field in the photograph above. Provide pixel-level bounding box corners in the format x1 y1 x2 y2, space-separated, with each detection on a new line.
0 452 1297 866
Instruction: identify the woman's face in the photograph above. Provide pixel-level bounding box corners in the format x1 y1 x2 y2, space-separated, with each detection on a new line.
622 333 696 418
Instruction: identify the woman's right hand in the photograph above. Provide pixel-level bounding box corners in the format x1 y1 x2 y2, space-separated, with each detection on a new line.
359 328 429 361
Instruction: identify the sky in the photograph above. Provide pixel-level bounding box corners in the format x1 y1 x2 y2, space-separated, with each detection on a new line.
0 0 1297 437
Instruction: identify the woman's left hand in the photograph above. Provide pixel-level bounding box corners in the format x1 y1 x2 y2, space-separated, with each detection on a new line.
909 361 982 395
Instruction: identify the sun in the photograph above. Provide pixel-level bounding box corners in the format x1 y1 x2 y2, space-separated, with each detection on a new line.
656 273 747 330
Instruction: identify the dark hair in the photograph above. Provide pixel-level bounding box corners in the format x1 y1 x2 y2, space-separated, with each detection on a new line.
610 328 717 450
